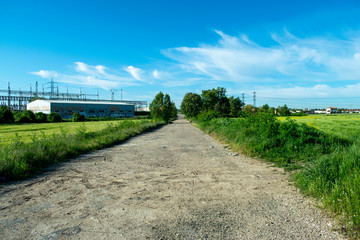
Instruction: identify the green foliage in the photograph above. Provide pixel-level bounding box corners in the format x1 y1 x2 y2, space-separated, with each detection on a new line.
201 87 229 115
243 104 256 113
0 106 14 123
47 112 62 122
16 110 37 123
72 112 85 122
149 92 177 123
181 92 202 118
0 119 163 181
277 104 291 116
35 112 48 123
229 96 244 117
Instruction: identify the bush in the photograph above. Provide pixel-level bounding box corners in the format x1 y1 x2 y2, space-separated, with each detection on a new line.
16 110 36 123
47 112 62 122
72 112 85 122
0 106 14 123
35 112 48 123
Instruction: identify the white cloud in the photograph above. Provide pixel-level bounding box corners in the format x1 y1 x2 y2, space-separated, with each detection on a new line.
30 70 58 78
125 66 143 80
163 30 360 84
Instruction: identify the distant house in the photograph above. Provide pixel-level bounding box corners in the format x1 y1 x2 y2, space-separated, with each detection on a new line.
326 107 338 114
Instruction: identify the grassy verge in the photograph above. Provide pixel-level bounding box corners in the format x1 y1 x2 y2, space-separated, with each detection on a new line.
194 113 359 237
0 119 164 181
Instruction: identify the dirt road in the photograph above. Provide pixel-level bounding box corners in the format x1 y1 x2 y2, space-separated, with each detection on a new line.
0 117 343 239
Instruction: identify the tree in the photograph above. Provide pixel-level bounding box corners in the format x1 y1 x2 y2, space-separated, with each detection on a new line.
16 110 36 123
229 96 244 117
243 104 256 113
150 92 165 120
47 112 62 122
35 112 48 123
180 92 202 118
277 104 291 116
150 92 177 123
0 106 14 123
72 112 85 122
201 87 229 116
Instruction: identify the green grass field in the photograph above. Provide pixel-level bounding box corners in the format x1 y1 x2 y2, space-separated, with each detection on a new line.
278 114 360 141
0 120 131 145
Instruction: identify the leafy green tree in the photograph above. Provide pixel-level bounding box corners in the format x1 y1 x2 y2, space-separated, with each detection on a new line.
150 92 165 120
243 104 256 114
150 92 177 123
277 104 291 116
0 106 14 123
16 110 36 123
229 96 244 117
47 112 62 122
201 87 229 116
72 112 85 122
35 112 48 123
181 92 202 118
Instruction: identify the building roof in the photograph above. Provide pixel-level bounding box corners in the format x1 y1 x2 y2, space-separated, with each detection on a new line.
29 100 133 106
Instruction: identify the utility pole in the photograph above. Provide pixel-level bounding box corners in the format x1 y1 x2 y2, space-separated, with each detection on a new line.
35 81 38 96
253 91 256 107
242 93 245 105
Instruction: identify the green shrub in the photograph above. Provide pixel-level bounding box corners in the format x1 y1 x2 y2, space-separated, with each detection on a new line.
16 110 36 123
0 106 14 123
35 112 48 123
47 112 62 122
72 112 85 122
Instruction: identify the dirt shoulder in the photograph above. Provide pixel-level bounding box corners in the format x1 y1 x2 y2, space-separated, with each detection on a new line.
0 117 343 239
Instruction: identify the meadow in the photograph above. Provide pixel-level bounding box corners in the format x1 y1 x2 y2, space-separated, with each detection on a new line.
0 119 164 181
194 113 360 237
0 120 129 145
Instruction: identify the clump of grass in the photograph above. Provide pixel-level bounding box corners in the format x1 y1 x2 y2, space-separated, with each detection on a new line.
194 113 359 237
0 119 164 181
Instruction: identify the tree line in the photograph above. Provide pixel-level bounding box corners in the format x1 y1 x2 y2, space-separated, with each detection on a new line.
180 87 295 118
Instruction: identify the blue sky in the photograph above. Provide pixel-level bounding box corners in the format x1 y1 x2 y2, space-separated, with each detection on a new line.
1 0 360 109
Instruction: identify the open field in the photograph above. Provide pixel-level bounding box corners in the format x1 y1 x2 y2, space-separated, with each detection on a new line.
278 114 360 141
0 120 136 145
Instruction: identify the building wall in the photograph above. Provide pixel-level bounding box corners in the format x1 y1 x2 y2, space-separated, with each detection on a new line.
51 102 134 118
27 100 135 119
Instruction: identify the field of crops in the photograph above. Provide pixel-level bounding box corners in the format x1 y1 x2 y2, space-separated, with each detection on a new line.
0 120 129 145
278 113 360 141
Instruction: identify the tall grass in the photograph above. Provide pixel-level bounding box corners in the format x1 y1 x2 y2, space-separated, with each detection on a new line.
0 119 164 181
194 113 359 237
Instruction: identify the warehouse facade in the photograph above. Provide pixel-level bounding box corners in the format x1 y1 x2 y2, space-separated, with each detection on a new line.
27 100 135 119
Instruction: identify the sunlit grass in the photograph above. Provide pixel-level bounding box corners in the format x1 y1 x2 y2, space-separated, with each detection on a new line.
0 120 138 145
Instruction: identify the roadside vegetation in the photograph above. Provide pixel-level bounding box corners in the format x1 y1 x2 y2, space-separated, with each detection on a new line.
181 87 360 237
0 92 176 181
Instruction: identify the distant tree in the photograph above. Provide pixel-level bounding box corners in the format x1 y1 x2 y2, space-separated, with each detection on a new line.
35 112 48 123
229 96 244 117
243 104 256 113
150 92 177 123
181 92 203 118
201 87 229 116
0 106 14 123
150 92 165 121
16 110 36 123
72 112 85 122
277 104 291 116
47 112 62 122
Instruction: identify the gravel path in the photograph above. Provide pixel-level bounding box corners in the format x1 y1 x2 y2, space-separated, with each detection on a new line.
0 117 344 239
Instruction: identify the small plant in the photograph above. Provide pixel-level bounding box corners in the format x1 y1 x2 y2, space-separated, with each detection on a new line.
72 112 85 122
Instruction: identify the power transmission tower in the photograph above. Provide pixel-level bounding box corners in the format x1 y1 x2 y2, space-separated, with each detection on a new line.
253 91 256 107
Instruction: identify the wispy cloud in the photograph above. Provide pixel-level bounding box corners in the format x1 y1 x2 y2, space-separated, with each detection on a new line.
31 70 58 78
31 62 145 90
125 66 143 81
162 30 360 85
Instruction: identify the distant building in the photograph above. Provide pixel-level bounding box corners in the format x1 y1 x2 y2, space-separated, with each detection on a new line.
326 107 338 114
27 100 135 119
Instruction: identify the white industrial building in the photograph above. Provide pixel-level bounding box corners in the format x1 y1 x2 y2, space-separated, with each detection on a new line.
27 100 135 119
